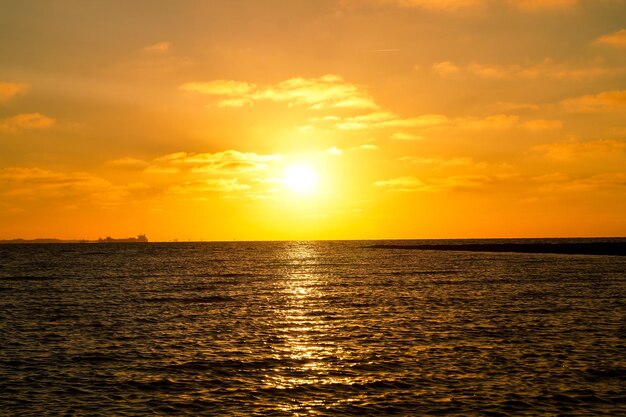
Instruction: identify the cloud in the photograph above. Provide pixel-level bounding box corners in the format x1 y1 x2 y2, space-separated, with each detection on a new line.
351 144 379 151
509 0 576 11
432 61 461 76
373 176 425 191
397 156 518 180
1 149 286 209
167 179 251 195
146 150 292 200
181 73 561 140
433 59 615 80
593 29 626 48
105 157 149 169
217 98 254 108
565 173 626 190
477 60 609 80
398 155 478 166
326 146 343 155
147 150 281 175
452 114 561 131
343 0 483 11
460 114 519 129
180 80 256 96
488 102 540 112
142 41 172 53
0 148 291 210
561 90 626 112
317 110 558 134
523 119 563 131
534 172 626 192
117 41 193 77
374 174 497 192
0 82 29 102
0 167 130 206
333 112 448 130
391 132 423 140
532 138 626 160
0 113 56 133
181 74 378 110
256 75 375 109
342 0 577 12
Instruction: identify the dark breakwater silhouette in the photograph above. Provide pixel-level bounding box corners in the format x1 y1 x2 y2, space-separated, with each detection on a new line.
370 241 626 256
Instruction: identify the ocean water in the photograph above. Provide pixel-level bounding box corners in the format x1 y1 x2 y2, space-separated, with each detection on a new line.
0 240 625 416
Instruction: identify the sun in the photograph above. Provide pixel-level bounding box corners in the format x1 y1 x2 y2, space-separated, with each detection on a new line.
283 163 319 194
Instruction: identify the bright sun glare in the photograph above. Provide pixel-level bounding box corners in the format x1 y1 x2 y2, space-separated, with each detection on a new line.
283 163 319 195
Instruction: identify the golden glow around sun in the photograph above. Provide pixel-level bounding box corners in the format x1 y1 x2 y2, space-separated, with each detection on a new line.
283 163 319 195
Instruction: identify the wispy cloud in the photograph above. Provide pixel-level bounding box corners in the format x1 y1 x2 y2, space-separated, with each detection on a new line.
391 132 424 140
432 61 461 76
510 0 576 11
561 90 626 112
593 29 626 48
523 119 563 131
564 173 626 190
374 174 498 192
398 155 479 166
105 157 149 170
146 150 281 175
140 150 286 199
342 0 577 12
0 82 29 102
532 138 626 160
326 146 343 155
432 59 615 80
351 143 379 151
371 0 483 11
0 167 134 207
312 110 559 134
373 176 425 192
180 80 255 96
1 149 289 210
534 172 626 192
181 75 378 110
459 114 519 129
455 114 561 131
142 41 172 53
182 73 561 142
167 178 251 195
333 112 448 131
0 113 56 133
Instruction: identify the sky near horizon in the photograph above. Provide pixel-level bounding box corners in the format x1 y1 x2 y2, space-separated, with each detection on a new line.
1 0 625 241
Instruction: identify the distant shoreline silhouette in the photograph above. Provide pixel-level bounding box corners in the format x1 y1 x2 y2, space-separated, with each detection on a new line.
0 234 148 244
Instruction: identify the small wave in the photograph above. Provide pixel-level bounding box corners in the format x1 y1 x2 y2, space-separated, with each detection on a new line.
142 295 233 303
122 378 184 392
195 272 257 278
0 276 56 281
71 352 119 363
584 367 626 381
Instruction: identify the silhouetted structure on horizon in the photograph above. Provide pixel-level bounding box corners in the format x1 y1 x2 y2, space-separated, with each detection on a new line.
0 234 149 244
97 234 148 243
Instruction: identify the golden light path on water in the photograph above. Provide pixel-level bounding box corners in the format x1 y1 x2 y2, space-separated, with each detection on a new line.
266 242 365 412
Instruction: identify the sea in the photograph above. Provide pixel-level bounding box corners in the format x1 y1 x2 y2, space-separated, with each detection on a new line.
0 239 625 416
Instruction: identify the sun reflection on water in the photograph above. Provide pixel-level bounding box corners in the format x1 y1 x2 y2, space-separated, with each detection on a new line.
263 241 364 410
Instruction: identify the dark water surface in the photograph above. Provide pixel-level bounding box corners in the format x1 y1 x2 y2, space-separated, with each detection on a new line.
1 240 625 416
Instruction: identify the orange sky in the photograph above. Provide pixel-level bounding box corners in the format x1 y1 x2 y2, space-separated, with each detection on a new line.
1 0 625 241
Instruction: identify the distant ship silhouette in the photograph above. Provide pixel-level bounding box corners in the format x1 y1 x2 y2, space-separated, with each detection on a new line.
97 234 148 243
